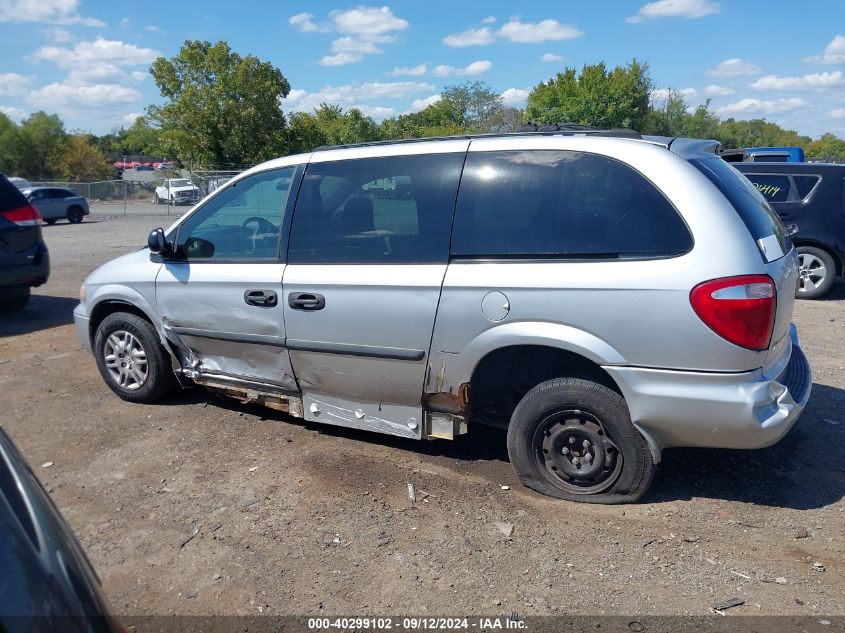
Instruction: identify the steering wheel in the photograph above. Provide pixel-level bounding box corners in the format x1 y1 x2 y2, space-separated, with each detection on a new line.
241 216 277 255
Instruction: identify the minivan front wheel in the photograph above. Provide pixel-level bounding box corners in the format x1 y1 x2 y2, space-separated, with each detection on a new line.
507 378 656 504
94 312 176 403
796 246 835 299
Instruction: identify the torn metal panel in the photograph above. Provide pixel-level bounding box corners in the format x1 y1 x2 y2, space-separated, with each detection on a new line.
423 382 471 416
303 392 422 439
189 371 304 418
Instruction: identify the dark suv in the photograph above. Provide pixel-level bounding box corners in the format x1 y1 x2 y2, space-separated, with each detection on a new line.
736 162 845 299
0 174 50 312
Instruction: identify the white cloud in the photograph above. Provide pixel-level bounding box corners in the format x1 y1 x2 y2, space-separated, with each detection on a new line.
481 16 496 24
626 0 719 23
0 0 104 25
42 26 73 42
751 71 844 91
319 52 363 66
0 105 26 121
30 37 160 69
500 88 529 108
409 94 441 111
0 72 34 96
144 25 162 33
282 81 436 114
130 70 148 83
541 53 563 62
706 58 762 77
289 12 327 33
804 34 845 64
704 84 735 96
66 62 124 85
119 17 129 27
650 88 698 107
28 82 141 107
329 6 408 39
330 36 381 54
497 19 583 43
121 112 141 125
355 104 395 119
443 27 494 47
716 97 808 116
432 60 492 77
828 108 845 118
387 64 427 77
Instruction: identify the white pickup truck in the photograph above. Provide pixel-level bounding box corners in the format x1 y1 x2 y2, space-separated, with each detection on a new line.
154 178 201 206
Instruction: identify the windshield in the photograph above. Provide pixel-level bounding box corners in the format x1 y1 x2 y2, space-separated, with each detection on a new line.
171 179 192 187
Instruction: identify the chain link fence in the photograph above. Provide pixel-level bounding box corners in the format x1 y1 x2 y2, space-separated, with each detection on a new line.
29 167 248 216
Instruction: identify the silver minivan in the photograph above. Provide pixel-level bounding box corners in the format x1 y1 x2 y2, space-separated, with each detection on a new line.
73 130 812 504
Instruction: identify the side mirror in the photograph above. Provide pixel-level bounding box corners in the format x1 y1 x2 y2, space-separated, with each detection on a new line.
147 227 171 256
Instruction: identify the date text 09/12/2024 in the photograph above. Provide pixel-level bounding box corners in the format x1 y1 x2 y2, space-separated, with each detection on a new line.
307 617 527 630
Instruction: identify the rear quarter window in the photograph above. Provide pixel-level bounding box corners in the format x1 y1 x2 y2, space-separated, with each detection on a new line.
744 174 792 203
451 150 692 259
793 175 820 199
692 158 789 262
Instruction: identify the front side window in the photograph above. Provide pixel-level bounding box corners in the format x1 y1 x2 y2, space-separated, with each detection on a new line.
288 153 464 264
175 167 296 261
451 150 692 258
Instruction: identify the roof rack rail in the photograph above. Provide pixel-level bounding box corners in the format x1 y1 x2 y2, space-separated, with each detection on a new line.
312 124 642 151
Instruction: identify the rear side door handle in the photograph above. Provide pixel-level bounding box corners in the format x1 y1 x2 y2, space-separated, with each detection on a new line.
288 292 325 311
244 289 278 307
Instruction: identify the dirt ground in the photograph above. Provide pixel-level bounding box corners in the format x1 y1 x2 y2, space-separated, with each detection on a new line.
1 212 844 617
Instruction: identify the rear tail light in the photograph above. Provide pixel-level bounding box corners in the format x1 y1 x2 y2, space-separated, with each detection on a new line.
690 275 776 351
1 204 42 227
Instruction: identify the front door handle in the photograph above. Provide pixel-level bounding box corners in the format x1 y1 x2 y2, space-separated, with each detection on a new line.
288 292 325 311
244 289 278 307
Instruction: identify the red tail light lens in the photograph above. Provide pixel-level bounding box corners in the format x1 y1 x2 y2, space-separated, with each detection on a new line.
1 204 42 227
690 275 776 351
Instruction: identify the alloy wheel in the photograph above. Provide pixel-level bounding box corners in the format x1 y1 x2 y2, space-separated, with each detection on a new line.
798 252 827 294
103 330 148 390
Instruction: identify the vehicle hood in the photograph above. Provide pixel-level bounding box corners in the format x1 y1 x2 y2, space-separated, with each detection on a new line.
83 247 159 287
170 185 199 193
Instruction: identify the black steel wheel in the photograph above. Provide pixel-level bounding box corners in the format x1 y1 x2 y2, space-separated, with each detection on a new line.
507 378 656 504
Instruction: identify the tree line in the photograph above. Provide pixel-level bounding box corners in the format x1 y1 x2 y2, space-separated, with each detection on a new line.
2 39 843 181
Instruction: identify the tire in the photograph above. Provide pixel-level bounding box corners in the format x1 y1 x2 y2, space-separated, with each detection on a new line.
94 312 177 403
796 246 836 299
507 378 656 504
67 206 84 224
154 193 162 205
44 218 57 225
0 289 30 313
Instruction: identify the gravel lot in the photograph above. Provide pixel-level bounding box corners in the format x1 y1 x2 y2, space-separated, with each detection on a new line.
1 213 844 617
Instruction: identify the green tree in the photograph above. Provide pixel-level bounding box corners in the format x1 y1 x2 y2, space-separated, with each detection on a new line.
17 111 65 179
120 116 163 156
644 92 719 138
440 81 505 133
714 118 811 149
0 113 22 175
149 40 290 168
52 135 115 181
286 105 380 154
525 60 652 130
806 132 845 161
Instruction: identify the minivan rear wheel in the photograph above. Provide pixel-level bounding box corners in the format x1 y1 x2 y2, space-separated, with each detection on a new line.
94 312 177 403
796 246 835 299
507 378 656 504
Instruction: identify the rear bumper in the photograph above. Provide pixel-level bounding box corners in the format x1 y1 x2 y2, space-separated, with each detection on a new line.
0 242 50 291
605 324 812 461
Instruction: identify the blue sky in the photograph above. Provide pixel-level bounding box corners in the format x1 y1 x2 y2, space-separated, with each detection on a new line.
0 0 843 137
